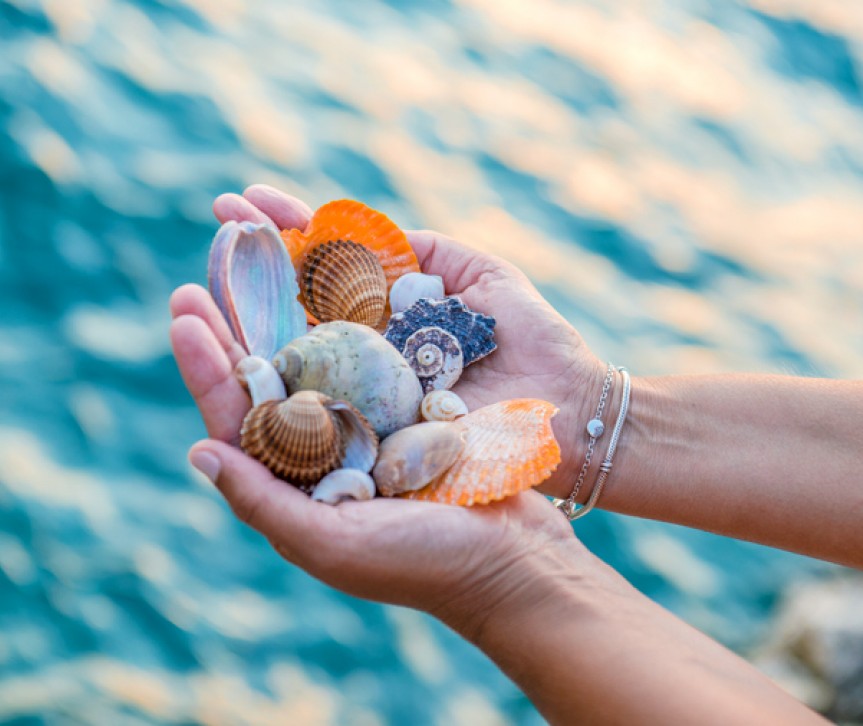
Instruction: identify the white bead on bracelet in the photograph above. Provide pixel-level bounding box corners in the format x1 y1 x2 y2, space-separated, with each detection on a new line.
555 366 631 521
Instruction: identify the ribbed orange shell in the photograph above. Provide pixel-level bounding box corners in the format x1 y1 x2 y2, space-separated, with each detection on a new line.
283 200 420 294
240 391 345 490
402 399 561 506
302 240 387 327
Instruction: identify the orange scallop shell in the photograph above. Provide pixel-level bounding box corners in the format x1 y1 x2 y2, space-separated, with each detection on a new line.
402 399 561 506
283 200 420 295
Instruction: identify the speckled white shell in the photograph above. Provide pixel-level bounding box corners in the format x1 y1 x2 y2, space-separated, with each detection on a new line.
273 321 423 438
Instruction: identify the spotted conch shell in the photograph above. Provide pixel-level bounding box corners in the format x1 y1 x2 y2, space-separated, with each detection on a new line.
421 390 469 422
389 272 444 314
273 321 423 438
384 297 496 367
208 221 306 360
402 399 560 506
373 422 466 497
301 240 387 328
402 327 464 393
283 200 420 303
240 390 378 491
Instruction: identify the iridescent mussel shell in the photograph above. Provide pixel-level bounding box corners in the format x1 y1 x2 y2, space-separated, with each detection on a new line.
402 399 561 506
283 200 420 309
401 326 464 393
208 221 306 360
301 239 387 328
421 390 469 422
389 272 444 314
240 390 378 491
384 297 496 367
373 422 466 497
273 321 423 438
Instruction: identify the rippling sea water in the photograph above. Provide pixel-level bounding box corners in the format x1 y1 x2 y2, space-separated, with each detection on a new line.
1 1 862 723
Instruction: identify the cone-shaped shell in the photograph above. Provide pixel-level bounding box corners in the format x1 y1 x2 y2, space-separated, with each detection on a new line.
373 422 466 497
240 391 345 490
384 297 496 367
301 239 387 327
235 356 287 407
283 200 420 297
403 399 560 506
208 221 306 360
273 321 423 438
421 390 469 422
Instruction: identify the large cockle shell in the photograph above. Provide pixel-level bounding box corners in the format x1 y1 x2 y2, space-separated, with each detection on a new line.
208 221 306 360
402 326 464 393
384 297 496 367
403 399 561 506
312 469 376 505
301 239 387 328
373 422 466 497
235 356 287 407
273 321 423 438
421 390 469 422
283 200 420 298
240 390 378 491
389 272 444 314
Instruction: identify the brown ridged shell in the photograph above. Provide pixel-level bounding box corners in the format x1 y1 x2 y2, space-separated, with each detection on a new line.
301 239 387 327
240 391 345 490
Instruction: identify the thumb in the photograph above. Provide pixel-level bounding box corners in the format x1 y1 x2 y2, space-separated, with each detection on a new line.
188 440 335 564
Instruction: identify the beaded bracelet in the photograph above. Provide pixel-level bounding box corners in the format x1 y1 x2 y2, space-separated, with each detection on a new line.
555 365 631 521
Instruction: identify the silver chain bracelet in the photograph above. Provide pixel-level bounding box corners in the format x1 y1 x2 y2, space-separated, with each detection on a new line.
555 365 631 521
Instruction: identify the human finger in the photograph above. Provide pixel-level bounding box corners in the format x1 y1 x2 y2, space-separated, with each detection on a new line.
170 315 250 444
189 439 338 568
169 284 246 367
242 184 312 231
213 193 276 226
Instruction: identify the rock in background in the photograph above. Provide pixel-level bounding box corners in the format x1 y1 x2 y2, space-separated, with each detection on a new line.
752 575 863 724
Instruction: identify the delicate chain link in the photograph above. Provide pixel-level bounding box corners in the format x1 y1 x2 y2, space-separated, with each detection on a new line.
556 363 614 516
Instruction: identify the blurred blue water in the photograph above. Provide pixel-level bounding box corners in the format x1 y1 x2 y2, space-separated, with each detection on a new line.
1 1 862 723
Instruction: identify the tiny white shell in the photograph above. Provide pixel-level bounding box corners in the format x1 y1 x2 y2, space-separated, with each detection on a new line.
235 356 287 407
312 469 376 505
389 272 444 314
421 390 469 422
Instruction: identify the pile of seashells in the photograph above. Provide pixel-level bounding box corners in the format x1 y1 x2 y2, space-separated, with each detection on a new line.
208 199 561 506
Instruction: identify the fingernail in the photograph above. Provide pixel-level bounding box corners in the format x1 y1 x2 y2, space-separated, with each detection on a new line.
190 450 221 483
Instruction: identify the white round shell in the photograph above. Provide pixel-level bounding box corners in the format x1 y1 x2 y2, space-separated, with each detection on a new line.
389 272 445 314
312 469 376 505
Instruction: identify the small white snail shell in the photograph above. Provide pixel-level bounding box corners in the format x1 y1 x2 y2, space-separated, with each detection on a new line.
421 390 469 422
389 272 445 314
312 469 376 505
